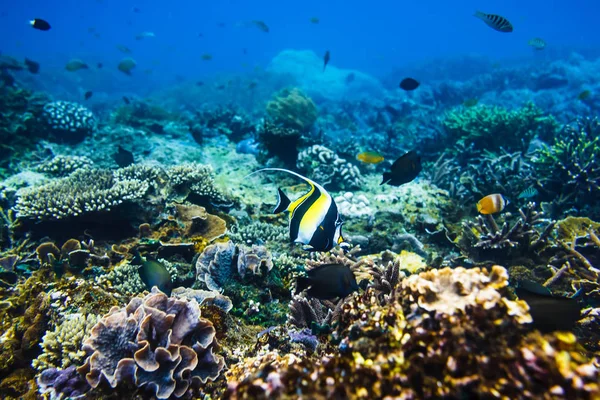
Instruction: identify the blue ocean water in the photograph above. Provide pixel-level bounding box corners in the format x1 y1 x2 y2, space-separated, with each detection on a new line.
2 0 598 94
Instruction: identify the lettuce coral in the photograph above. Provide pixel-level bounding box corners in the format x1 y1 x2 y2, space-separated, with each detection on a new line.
78 287 225 399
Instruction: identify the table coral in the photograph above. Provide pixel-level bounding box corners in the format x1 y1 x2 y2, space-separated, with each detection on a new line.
77 287 225 399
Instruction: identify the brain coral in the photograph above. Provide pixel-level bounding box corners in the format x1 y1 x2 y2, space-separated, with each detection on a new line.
77 287 225 399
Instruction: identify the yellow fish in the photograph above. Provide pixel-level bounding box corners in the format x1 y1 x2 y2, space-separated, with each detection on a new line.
356 151 384 164
477 194 507 214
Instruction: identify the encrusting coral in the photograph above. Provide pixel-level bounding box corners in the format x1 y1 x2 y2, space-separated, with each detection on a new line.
77 287 225 399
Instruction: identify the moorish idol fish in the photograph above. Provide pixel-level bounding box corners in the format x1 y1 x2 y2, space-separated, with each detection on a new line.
248 168 348 252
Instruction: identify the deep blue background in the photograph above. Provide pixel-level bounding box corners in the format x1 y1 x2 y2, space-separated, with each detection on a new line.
1 0 598 91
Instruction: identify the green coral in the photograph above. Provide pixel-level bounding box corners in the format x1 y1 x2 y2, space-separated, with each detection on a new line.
32 313 100 371
443 103 558 154
266 88 318 132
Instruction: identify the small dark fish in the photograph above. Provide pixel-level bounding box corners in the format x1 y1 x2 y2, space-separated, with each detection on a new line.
218 22 226 28
323 50 330 72
24 58 40 74
122 96 131 104
65 59 89 72
296 263 358 300
382 150 422 186
113 145 134 167
215 84 226 90
132 6 141 13
252 20 269 32
97 62 103 69
517 187 538 199
242 48 248 55
463 98 479 107
528 37 546 50
196 81 204 86
515 280 582 333
578 90 591 101
399 77 419 91
201 54 213 61
474 11 513 33
198 33 204 38
30 18 51 31
345 73 355 84
84 91 93 100
310 17 320 24
134 253 172 296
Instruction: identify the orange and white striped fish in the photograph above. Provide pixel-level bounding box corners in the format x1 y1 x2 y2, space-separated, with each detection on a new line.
477 193 508 214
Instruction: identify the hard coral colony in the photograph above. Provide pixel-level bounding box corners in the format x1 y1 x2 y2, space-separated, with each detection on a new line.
0 4 600 400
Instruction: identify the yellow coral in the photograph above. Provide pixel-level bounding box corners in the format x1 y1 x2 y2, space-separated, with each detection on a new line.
396 250 427 274
266 88 318 131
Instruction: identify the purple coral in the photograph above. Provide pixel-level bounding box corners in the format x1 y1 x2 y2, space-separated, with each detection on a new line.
77 288 225 399
37 365 90 399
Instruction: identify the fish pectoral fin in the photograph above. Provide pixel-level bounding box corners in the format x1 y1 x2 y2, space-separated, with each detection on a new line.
273 187 291 214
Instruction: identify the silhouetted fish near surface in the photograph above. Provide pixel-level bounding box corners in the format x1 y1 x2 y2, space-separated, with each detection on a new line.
135 31 155 40
382 151 422 186
296 263 358 300
97 62 103 69
84 91 93 100
133 252 172 296
30 18 51 31
345 73 355 84
515 280 582 333
24 58 39 73
310 17 320 24
248 168 349 252
578 90 591 101
122 96 131 104
116 45 132 54
323 50 330 72
251 20 269 32
399 77 419 91
113 146 134 167
474 11 513 32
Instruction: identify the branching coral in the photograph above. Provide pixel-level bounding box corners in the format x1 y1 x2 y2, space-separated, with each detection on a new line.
534 117 600 217
14 168 149 220
297 144 363 190
266 88 318 132
32 313 100 371
77 288 225 399
167 163 227 204
227 220 287 246
40 101 96 143
36 155 94 177
442 103 558 154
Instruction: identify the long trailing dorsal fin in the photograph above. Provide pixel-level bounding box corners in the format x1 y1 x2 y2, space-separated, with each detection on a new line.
245 168 320 189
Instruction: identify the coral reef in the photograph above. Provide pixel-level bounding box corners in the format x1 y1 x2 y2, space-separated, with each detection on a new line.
78 287 225 399
266 88 317 132
37 365 90 400
32 313 100 371
36 155 94 177
297 144 363 190
40 101 96 143
227 220 287 246
334 191 372 217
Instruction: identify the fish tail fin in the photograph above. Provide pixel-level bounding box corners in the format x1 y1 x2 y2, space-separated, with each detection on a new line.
273 188 291 214
474 10 484 18
381 172 392 185
244 168 316 186
295 276 312 294
476 202 483 212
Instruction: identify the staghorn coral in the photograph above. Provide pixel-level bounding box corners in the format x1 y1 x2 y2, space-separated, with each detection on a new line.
36 155 94 177
297 144 363 190
32 313 100 371
266 88 317 132
534 117 600 218
40 101 96 143
442 102 558 155
14 168 149 221
77 287 225 399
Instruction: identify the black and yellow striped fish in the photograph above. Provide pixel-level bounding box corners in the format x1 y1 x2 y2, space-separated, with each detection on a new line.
474 11 513 33
250 168 348 252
